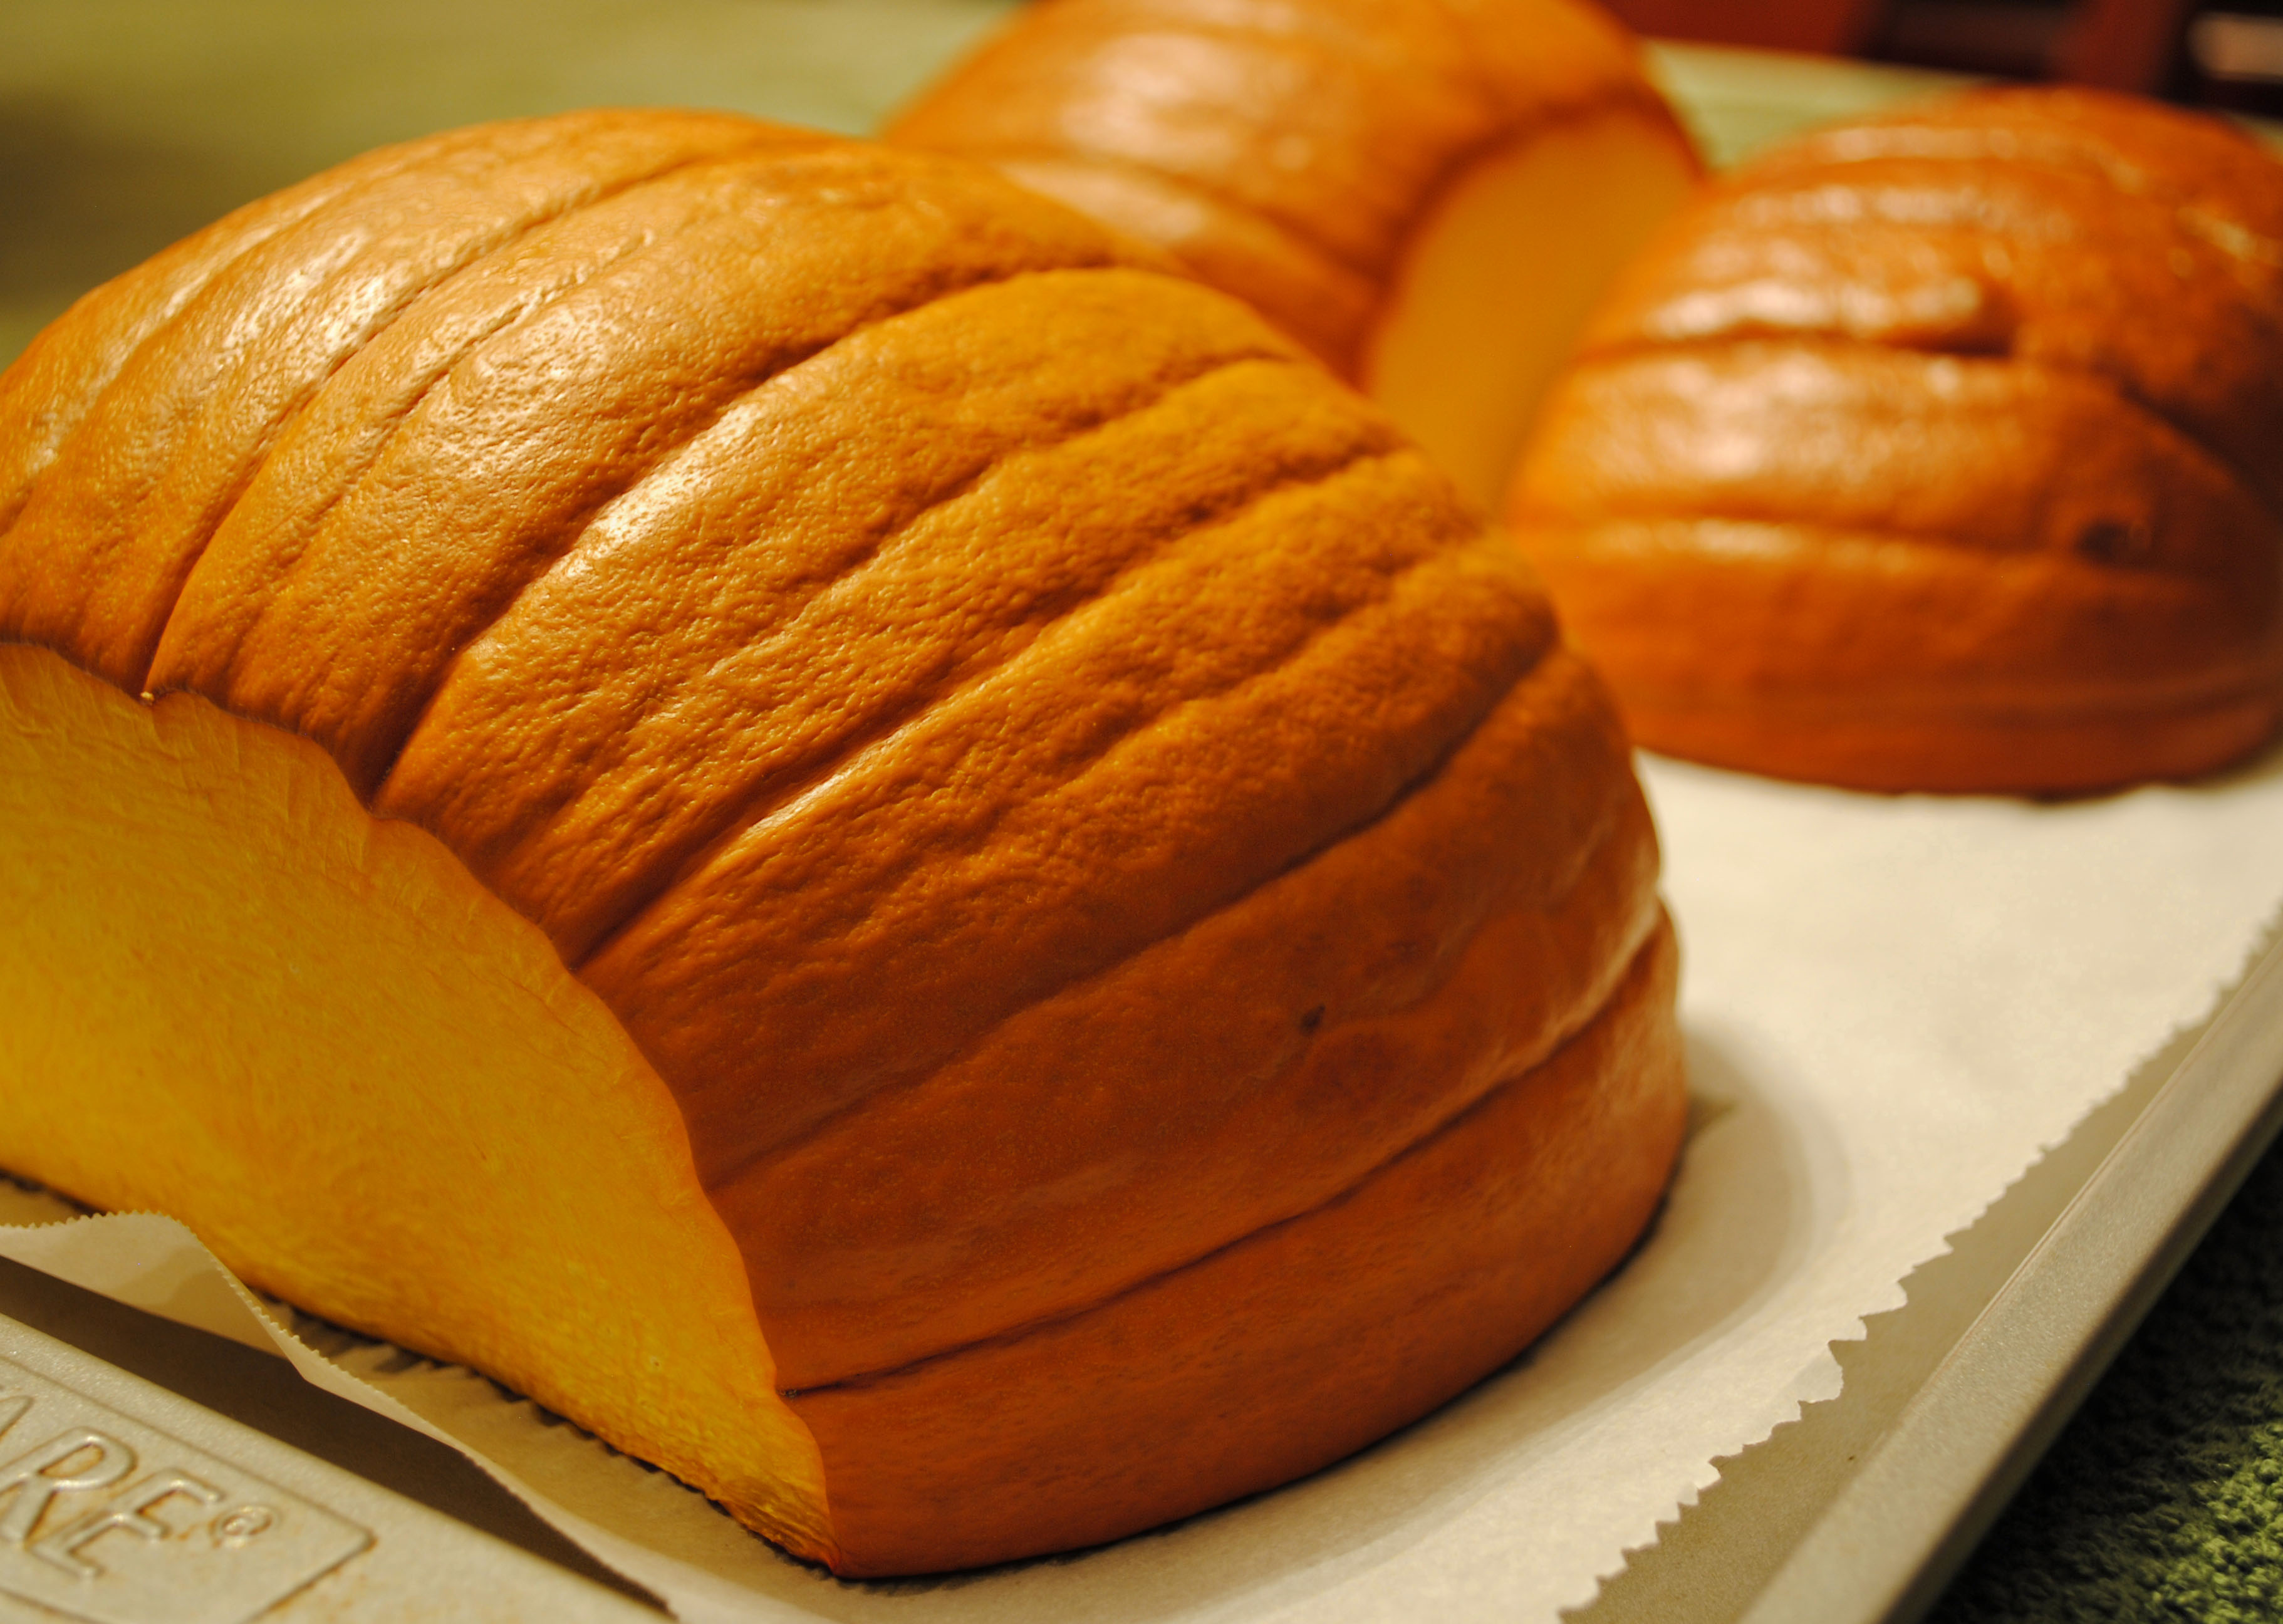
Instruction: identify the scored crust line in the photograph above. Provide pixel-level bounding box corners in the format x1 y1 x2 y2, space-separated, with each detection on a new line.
694 598 1556 1198
554 360 1375 971
113 130 813 696
357 255 1139 804
1563 330 2283 532
777 904 1663 1401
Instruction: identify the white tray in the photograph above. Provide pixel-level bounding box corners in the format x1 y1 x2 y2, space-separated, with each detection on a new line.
1585 922 2283 1624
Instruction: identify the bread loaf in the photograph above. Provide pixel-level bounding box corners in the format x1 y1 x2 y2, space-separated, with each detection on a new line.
889 0 1702 508
1511 87 2283 793
0 110 1683 1575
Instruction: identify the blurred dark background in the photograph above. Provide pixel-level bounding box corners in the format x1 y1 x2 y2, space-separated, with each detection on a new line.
1607 0 2283 113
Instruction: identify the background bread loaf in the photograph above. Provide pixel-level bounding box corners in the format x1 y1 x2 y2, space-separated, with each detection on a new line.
1511 86 2283 794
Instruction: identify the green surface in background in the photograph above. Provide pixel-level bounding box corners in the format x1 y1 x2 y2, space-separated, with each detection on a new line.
1643 39 1972 167
0 0 1020 364
1933 1140 2283 1624
6 9 2283 1622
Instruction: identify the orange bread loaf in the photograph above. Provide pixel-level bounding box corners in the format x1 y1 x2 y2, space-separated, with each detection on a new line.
1511 87 2283 793
889 0 1702 508
0 110 1683 1575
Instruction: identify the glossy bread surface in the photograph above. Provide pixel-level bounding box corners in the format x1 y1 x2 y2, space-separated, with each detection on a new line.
0 109 1683 1573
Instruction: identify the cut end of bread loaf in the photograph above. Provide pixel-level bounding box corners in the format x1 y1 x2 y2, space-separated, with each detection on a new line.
0 642 838 1562
1361 103 1700 509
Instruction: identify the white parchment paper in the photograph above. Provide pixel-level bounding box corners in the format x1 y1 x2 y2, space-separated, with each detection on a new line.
8 746 2283 1623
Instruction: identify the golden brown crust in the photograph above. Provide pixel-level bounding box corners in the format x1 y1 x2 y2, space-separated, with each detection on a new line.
1514 88 2283 793
3 112 811 696
0 127 511 536
147 141 1142 796
1579 122 2283 509
793 911 1683 1575
3 110 1681 1573
725 648 1660 1390
372 269 1309 960
580 447 1550 1185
